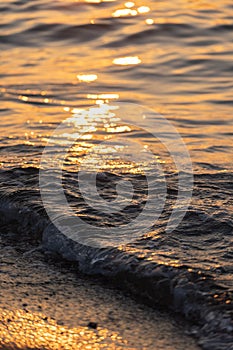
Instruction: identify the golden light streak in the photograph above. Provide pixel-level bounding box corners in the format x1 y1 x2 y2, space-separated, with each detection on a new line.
145 18 154 25
105 125 131 133
77 74 98 83
137 6 150 14
112 8 137 17
87 93 119 99
125 1 135 8
113 56 141 65
19 95 29 102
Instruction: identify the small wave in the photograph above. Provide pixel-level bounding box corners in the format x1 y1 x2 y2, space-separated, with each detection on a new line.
102 23 196 48
211 24 233 32
207 99 233 106
0 21 116 46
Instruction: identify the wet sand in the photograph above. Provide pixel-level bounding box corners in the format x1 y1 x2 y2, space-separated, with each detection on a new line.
0 240 201 350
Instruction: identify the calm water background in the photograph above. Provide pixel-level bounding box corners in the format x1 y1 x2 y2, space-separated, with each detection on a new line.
1 0 233 170
0 0 233 347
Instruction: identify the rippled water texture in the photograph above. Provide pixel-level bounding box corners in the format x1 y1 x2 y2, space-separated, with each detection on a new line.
0 0 233 170
0 0 233 348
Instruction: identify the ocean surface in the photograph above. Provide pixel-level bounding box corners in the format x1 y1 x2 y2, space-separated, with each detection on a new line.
0 0 233 348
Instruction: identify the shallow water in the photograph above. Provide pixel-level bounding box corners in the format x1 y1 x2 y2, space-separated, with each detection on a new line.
0 0 233 348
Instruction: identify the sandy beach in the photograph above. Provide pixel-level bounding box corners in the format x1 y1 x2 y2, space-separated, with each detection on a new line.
0 238 200 350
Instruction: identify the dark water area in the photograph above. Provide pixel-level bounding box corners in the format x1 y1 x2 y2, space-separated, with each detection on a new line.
0 0 233 348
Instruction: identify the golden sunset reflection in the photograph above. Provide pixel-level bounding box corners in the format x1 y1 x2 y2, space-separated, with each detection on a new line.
77 74 98 83
105 125 131 133
112 8 137 17
118 246 184 269
87 93 119 100
145 18 154 25
125 2 135 8
137 6 150 14
48 102 165 174
113 56 141 65
112 1 150 17
19 95 29 102
0 0 232 174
